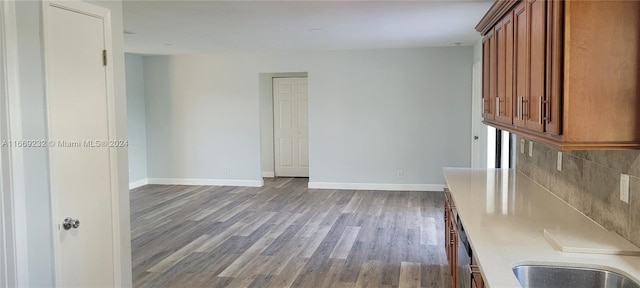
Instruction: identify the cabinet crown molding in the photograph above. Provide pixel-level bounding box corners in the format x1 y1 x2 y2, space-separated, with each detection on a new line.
476 0 519 35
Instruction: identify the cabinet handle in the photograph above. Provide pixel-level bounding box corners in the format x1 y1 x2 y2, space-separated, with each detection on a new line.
517 97 522 120
496 97 505 116
522 99 529 118
543 98 550 123
538 96 543 125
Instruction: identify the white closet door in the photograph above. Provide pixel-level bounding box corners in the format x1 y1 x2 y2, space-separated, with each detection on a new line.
273 77 309 177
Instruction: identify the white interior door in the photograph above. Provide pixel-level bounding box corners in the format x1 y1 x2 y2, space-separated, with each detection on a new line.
44 2 117 286
471 61 485 168
273 77 309 177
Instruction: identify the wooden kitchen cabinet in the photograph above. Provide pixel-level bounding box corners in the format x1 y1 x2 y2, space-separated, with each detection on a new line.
526 0 546 132
445 189 485 288
477 0 640 149
444 189 458 288
471 255 485 288
512 1 527 128
494 11 514 124
488 0 546 131
512 0 546 132
482 31 495 121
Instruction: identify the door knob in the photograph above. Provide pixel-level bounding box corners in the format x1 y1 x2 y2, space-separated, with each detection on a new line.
474 136 479 140
62 217 80 230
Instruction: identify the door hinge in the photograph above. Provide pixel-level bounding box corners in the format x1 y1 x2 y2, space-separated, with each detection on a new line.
102 50 107 66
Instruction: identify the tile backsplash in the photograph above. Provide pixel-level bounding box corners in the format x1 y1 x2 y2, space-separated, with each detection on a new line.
516 136 640 247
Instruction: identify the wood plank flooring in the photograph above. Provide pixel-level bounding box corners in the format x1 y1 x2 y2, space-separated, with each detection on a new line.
130 178 450 288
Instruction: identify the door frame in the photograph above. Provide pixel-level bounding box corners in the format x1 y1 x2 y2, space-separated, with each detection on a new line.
272 76 309 177
0 0 28 286
258 72 307 178
41 1 122 284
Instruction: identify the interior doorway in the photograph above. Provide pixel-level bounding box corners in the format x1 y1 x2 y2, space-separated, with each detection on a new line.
258 72 308 178
273 77 309 177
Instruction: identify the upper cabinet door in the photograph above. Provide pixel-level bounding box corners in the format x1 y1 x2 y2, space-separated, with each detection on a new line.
495 12 514 124
544 0 563 135
482 30 495 121
513 1 527 128
482 37 491 119
513 0 546 132
526 0 546 132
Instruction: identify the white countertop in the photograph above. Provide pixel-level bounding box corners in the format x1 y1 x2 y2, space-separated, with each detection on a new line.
443 168 640 288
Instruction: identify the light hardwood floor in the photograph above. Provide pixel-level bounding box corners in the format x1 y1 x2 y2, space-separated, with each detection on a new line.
130 178 451 288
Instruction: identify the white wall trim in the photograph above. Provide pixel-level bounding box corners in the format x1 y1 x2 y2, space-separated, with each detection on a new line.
128 179 148 190
147 178 263 187
308 182 446 192
0 0 28 286
261 172 275 178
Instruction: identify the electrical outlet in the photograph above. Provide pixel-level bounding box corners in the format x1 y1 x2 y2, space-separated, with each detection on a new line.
557 152 563 171
528 141 533 157
397 170 404 178
224 167 230 175
620 174 630 203
520 139 525 154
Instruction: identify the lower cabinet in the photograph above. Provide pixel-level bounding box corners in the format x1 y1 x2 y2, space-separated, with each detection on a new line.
444 189 458 287
471 255 485 288
444 189 485 288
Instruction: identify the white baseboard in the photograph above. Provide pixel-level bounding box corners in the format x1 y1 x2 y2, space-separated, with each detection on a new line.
147 178 264 187
262 172 275 178
129 178 149 189
308 182 446 192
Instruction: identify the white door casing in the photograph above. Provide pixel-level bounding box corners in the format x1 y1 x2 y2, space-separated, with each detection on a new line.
273 77 309 177
0 2 8 286
43 1 120 286
0 0 27 286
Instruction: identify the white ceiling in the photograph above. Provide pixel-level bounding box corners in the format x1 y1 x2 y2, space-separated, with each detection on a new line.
123 0 493 55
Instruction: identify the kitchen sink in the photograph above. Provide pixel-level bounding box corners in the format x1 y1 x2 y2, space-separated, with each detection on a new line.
512 265 640 288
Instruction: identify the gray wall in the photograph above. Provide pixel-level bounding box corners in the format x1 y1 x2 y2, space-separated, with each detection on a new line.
14 0 132 285
126 54 148 184
259 72 307 176
516 137 640 247
143 46 474 185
